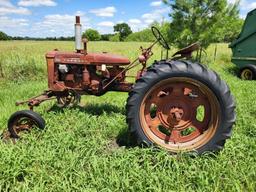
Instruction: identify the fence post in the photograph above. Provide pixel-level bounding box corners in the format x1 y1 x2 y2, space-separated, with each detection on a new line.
0 61 4 78
214 44 217 62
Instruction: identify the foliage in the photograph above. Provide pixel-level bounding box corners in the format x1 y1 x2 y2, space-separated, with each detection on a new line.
0 31 10 40
0 41 256 191
11 36 75 41
109 33 121 42
125 22 171 43
125 28 155 42
222 18 244 42
82 29 101 41
114 23 132 41
101 34 114 41
163 0 242 48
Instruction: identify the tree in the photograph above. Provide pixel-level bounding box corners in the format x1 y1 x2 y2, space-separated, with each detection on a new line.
82 29 101 41
164 0 242 48
0 31 10 40
109 33 120 42
125 22 171 42
220 17 244 43
114 23 132 41
125 28 155 42
101 34 114 41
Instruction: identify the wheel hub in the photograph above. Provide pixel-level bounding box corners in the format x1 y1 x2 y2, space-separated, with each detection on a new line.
158 99 192 130
169 107 184 124
241 69 253 80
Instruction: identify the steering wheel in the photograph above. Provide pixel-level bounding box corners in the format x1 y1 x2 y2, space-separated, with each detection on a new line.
151 26 170 50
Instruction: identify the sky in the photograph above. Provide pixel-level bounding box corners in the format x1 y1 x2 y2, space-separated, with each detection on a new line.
0 0 255 38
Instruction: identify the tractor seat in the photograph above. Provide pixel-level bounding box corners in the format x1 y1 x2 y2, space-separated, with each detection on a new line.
172 42 200 59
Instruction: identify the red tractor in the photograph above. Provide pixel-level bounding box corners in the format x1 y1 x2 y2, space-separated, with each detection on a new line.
6 16 236 154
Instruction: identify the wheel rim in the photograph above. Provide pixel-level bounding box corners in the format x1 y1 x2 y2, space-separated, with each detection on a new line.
11 117 37 138
241 69 253 80
139 77 220 152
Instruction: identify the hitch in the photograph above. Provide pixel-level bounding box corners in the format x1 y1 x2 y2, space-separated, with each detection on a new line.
15 91 54 109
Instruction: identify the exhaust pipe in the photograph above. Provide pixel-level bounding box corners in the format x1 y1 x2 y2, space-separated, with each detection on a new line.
75 16 82 52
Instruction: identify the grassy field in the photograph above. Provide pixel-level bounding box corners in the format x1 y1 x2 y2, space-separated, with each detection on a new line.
0 41 255 191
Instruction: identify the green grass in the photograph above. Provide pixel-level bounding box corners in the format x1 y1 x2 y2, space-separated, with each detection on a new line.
0 41 255 191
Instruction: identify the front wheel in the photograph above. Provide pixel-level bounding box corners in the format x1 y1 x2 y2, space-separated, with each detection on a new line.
8 110 45 139
126 60 236 154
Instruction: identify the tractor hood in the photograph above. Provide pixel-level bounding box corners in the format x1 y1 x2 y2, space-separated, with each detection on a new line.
46 51 130 65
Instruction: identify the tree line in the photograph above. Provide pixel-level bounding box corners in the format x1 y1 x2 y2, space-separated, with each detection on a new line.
0 0 244 49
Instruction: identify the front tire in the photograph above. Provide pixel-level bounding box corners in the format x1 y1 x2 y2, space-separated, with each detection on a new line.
8 110 45 139
126 60 236 154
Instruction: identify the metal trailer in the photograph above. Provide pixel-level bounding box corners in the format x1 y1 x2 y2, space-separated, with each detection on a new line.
230 8 256 80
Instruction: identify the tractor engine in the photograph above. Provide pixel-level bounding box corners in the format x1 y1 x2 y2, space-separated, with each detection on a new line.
57 64 125 94
45 16 131 95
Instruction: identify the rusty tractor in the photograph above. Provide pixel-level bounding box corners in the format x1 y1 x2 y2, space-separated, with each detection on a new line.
6 16 236 154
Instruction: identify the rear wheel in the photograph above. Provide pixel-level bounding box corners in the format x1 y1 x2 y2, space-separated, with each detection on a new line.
239 65 256 80
126 60 236 154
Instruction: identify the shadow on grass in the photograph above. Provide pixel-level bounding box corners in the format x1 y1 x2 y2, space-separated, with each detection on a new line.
224 65 239 76
48 103 126 116
116 128 137 148
48 103 136 148
105 130 137 152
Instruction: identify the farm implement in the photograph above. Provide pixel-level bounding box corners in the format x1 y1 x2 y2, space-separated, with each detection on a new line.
5 16 236 154
230 8 256 80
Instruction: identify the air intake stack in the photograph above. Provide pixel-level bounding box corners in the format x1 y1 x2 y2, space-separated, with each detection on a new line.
75 16 82 52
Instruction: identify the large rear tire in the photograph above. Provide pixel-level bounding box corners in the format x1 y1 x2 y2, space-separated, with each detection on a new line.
126 60 236 154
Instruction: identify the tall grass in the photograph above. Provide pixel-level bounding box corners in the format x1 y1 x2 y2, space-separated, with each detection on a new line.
0 41 255 191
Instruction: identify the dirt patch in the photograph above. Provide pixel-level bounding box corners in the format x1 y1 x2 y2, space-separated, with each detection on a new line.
104 139 125 154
